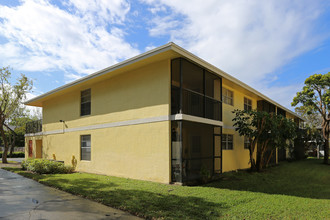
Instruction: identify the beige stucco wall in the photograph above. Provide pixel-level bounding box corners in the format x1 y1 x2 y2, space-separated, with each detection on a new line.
222 83 258 172
26 59 171 183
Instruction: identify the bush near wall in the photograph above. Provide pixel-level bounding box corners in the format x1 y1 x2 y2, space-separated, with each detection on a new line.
21 159 74 174
0 152 25 158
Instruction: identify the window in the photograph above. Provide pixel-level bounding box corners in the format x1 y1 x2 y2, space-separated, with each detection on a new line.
222 88 233 106
222 134 233 150
81 135 91 160
244 97 252 111
244 136 250 149
81 89 91 116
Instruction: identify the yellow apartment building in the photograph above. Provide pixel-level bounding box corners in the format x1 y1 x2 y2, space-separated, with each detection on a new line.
25 42 303 185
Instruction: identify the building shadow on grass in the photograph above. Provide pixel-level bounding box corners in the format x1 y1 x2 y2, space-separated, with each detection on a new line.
204 159 330 200
40 177 228 219
104 189 227 219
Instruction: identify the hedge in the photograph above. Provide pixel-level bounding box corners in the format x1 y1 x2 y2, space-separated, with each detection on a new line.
21 159 74 174
0 152 25 158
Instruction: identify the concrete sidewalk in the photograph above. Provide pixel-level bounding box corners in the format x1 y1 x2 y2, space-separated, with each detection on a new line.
0 169 141 220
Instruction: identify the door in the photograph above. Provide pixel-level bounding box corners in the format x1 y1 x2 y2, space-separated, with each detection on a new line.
28 140 33 157
36 140 42 158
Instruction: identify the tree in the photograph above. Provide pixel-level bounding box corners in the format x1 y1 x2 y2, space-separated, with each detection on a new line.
295 106 324 158
295 106 322 128
232 109 296 171
0 67 32 163
292 73 330 164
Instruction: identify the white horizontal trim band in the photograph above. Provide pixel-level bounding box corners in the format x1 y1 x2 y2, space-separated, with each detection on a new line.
173 114 223 126
25 114 223 136
223 125 236 130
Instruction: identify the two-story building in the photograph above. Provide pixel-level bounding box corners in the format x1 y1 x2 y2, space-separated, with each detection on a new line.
25 42 303 185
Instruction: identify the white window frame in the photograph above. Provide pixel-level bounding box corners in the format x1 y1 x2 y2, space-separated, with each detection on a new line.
244 97 252 111
81 135 91 161
222 87 234 106
244 136 250 149
222 134 233 150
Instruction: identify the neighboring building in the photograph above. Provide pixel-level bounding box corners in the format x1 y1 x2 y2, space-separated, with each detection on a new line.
25 43 303 184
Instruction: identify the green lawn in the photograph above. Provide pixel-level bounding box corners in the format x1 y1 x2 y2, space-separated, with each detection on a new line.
0 160 18 164
3 159 330 219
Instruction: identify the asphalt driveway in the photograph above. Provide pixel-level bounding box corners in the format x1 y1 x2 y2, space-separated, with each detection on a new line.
0 169 141 220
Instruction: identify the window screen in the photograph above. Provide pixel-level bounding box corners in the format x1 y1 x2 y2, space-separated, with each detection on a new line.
81 89 91 116
244 136 250 149
81 135 91 160
222 88 234 106
244 97 252 111
222 134 233 150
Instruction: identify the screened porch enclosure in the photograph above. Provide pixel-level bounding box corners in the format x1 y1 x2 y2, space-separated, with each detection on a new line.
170 58 222 184
171 121 221 183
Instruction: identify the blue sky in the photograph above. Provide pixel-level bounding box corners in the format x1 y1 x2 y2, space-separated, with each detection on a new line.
0 0 329 111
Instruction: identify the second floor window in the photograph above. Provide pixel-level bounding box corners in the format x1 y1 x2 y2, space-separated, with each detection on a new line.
222 87 234 106
81 89 91 116
244 97 252 111
222 134 233 150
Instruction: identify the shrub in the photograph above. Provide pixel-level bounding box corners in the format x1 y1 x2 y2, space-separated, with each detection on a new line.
9 152 25 158
0 152 25 158
21 159 74 174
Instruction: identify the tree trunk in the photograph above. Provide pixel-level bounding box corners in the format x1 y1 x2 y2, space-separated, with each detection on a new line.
9 132 15 157
256 143 265 171
0 127 8 163
322 119 329 164
249 147 257 171
324 138 329 164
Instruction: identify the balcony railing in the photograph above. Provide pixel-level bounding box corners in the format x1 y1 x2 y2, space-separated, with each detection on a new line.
26 119 42 134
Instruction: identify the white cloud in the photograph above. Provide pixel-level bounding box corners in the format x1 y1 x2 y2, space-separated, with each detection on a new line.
143 0 328 108
0 0 139 80
254 82 304 110
144 45 156 51
146 0 325 82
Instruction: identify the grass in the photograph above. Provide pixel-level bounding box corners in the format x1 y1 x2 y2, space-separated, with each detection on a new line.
0 160 18 164
3 159 330 219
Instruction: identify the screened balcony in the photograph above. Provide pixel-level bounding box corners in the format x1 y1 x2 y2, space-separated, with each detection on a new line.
171 58 222 121
26 119 42 134
170 58 223 184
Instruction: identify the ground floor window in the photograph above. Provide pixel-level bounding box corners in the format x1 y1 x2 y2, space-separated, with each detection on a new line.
171 121 222 183
81 135 91 160
244 136 250 149
222 134 233 150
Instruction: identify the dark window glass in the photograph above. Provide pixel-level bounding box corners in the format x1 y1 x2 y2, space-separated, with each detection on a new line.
182 59 203 94
171 59 180 87
171 86 180 114
81 89 91 116
205 97 221 120
258 100 276 113
277 107 286 117
182 89 204 117
81 135 91 160
205 71 221 101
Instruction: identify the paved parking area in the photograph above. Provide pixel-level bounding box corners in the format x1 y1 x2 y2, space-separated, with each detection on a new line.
0 169 141 220
6 158 24 163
